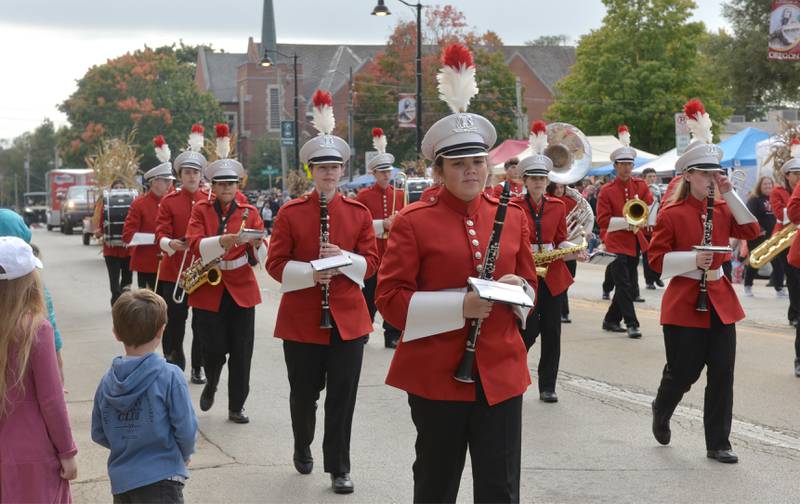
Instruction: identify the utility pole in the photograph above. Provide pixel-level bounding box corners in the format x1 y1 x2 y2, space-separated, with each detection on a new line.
348 66 355 181
14 174 19 212
515 77 526 139
24 152 30 194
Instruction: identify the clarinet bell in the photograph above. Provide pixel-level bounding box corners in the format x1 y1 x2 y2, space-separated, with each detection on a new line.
695 292 709 312
454 350 476 383
320 309 333 329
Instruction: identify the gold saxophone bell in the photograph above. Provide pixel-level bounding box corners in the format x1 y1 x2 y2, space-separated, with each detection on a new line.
623 196 649 228
749 223 797 269
533 240 587 277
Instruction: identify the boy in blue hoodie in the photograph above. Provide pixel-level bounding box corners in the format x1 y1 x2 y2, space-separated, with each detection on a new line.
92 289 198 503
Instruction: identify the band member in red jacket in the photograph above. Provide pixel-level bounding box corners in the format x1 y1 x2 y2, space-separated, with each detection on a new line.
781 141 800 376
122 136 175 290
356 128 404 348
94 179 132 306
266 91 378 495
547 181 578 323
185 124 265 425
491 157 524 198
517 121 580 403
771 147 800 325
376 44 537 504
648 101 759 463
155 124 208 384
597 126 654 338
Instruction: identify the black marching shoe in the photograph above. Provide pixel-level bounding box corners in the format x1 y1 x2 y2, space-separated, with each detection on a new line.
293 447 313 475
791 319 799 328
627 326 642 339
384 337 399 349
602 291 610 300
228 410 250 424
634 296 646 303
602 320 626 333
707 449 738 464
646 283 656 290
199 383 216 412
651 401 671 445
539 391 558 403
794 359 800 377
191 368 207 385
655 279 664 287
561 314 572 324
331 473 354 494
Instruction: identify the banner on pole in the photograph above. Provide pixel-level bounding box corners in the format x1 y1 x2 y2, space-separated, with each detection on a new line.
769 1 800 60
398 94 416 129
675 112 691 155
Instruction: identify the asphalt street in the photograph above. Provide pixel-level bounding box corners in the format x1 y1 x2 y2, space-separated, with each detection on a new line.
34 228 800 503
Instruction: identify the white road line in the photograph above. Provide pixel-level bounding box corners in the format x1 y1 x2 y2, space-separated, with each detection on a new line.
562 373 800 453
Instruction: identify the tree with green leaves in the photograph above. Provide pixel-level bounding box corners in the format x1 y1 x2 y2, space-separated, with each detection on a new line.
0 120 59 207
58 46 223 169
525 35 570 46
548 0 730 154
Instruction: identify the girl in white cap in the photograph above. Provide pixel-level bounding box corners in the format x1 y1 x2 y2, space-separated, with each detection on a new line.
0 236 78 502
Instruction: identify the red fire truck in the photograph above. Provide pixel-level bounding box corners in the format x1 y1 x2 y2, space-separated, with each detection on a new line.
45 168 94 231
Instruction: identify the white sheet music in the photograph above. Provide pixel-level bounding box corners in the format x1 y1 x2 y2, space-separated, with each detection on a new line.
127 232 155 247
310 255 353 272
588 250 617 265
467 277 534 308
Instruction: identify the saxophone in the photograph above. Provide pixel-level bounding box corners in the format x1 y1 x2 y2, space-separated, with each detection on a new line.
180 208 250 295
533 239 587 277
749 224 797 269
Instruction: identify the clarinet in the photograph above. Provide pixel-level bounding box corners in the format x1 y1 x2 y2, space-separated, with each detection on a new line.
696 183 714 312
455 181 512 383
319 191 333 329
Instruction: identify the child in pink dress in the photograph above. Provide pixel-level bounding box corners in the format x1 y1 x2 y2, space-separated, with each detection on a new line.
0 236 78 503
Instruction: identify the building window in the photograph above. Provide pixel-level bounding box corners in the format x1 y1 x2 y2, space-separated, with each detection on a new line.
268 86 281 132
224 112 238 137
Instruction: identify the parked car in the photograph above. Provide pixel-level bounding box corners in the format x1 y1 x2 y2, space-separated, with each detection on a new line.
405 177 433 203
22 192 47 225
60 184 97 235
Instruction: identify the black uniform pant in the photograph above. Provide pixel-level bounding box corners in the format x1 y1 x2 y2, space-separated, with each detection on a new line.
193 289 255 412
603 250 641 297
604 253 639 328
602 263 614 295
104 256 132 306
560 260 576 317
743 236 767 287
157 281 202 372
783 251 799 322
654 308 736 451
523 281 561 393
642 250 661 286
137 271 157 290
362 274 401 345
407 383 522 504
283 326 365 474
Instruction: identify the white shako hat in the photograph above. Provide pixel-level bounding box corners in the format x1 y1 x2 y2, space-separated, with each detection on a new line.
299 90 351 165
610 125 637 163
675 99 723 174
205 124 244 182
519 120 553 176
781 138 800 174
367 128 394 172
173 123 207 172
144 135 176 181
421 43 496 161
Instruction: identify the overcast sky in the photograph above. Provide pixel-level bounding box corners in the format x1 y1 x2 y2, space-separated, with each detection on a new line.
0 0 730 141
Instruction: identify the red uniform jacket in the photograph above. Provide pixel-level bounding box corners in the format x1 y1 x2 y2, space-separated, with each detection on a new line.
185 199 264 312
267 191 379 344
554 193 577 215
648 194 760 328
420 183 441 202
122 191 164 273
770 185 791 234
155 188 207 283
97 200 129 259
515 194 573 296
376 187 538 406
597 177 653 256
355 183 405 259
492 180 524 199
786 182 800 267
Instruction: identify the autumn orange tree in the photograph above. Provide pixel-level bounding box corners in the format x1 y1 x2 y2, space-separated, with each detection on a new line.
58 46 223 169
352 4 519 170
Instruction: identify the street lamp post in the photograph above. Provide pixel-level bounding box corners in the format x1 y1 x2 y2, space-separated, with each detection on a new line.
260 50 300 174
372 0 424 158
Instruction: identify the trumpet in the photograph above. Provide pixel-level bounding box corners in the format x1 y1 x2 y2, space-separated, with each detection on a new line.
622 195 649 228
382 172 408 239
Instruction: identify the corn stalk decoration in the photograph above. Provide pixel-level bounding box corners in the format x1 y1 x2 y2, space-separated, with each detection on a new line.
85 130 143 190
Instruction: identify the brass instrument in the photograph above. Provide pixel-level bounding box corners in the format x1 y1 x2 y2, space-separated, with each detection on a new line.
543 123 593 185
172 249 190 303
382 172 408 239
622 195 649 228
749 223 797 269
533 239 588 277
564 186 595 242
730 169 747 193
180 208 250 295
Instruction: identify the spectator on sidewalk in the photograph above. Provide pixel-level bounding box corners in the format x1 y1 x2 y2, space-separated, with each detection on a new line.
744 176 779 297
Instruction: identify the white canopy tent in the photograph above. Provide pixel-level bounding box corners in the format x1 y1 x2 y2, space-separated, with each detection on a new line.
632 148 678 176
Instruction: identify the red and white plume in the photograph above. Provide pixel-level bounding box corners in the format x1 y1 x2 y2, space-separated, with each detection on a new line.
215 123 230 159
791 138 800 159
437 43 478 114
618 125 631 147
372 127 387 154
311 90 335 135
153 135 170 163
684 99 713 145
189 123 204 153
530 120 548 155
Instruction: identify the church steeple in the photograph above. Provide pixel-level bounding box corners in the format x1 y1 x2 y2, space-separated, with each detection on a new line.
261 0 277 55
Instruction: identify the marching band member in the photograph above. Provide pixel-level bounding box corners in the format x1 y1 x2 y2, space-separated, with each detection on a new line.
185 124 265 424
597 125 653 338
95 179 132 306
781 140 800 376
356 128 404 348
547 181 577 323
771 145 800 325
376 44 537 503
155 124 208 384
122 136 175 290
641 167 665 290
648 99 759 463
492 157 524 198
266 90 378 494
517 121 575 403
